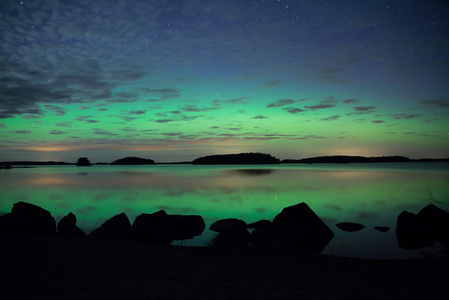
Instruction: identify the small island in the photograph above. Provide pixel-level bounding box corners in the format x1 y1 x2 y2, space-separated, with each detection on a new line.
192 152 280 164
76 157 92 166
110 157 155 165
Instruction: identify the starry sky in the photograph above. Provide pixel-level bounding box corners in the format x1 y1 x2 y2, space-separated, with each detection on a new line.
1 0 448 163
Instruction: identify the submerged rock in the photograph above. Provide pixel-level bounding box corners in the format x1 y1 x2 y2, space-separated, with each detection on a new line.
336 222 365 232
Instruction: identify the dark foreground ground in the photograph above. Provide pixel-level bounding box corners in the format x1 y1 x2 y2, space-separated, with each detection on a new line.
1 235 447 299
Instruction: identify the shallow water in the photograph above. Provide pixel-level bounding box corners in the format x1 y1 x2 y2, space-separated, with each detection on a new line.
1 162 447 259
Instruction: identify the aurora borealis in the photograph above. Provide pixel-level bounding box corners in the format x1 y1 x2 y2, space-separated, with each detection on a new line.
1 0 448 163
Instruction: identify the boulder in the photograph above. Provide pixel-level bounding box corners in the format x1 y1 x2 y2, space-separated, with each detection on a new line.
251 227 275 246
57 212 85 236
167 215 205 240
374 226 390 233
247 220 272 229
336 222 365 232
272 202 334 253
418 204 449 246
131 210 205 244
396 211 434 249
0 202 56 235
209 218 250 247
89 213 131 237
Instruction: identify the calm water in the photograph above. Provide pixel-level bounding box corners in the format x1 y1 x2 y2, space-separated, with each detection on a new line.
1 162 447 259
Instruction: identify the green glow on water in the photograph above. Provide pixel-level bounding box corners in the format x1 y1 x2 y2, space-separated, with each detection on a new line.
1 163 447 258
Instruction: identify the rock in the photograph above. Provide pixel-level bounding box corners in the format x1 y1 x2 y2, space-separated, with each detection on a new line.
57 212 85 236
336 222 365 232
418 204 449 246
374 226 390 233
209 218 250 247
76 157 92 166
167 215 206 240
251 227 275 246
0 201 56 235
247 220 272 229
272 202 334 253
89 212 131 237
396 211 434 249
131 211 205 244
210 218 247 233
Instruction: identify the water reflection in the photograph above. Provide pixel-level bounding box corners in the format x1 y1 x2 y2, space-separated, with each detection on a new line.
0 163 447 259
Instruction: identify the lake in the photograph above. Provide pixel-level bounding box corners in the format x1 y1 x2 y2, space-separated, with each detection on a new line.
1 162 447 259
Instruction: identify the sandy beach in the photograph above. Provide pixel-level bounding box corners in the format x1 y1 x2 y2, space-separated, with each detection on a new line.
1 234 447 299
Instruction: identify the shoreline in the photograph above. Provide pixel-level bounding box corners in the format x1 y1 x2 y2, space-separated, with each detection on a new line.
2 234 448 299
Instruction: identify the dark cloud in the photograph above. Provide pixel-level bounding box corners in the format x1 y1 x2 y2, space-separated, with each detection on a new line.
142 88 180 100
390 114 420 119
292 135 325 140
420 99 449 108
92 129 118 136
8 130 31 134
128 110 146 115
44 105 66 116
304 104 335 110
267 99 295 108
283 107 305 114
49 130 66 135
253 115 268 119
320 115 340 121
343 98 358 104
372 120 385 123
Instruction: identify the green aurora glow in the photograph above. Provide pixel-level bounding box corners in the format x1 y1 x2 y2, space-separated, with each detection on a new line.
1 1 448 162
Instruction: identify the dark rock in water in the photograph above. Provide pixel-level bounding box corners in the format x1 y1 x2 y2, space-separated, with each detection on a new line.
374 226 390 233
131 210 173 244
57 212 85 236
272 202 334 253
209 218 250 247
418 204 449 246
247 220 272 229
396 211 434 249
210 218 247 233
131 210 205 244
76 157 92 166
167 215 205 240
0 201 56 235
396 204 449 249
336 222 365 232
89 212 131 237
251 227 275 246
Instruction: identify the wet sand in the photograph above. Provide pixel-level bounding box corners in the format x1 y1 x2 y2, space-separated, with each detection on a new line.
1 235 447 299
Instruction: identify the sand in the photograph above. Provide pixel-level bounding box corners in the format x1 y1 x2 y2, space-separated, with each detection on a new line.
1 234 448 299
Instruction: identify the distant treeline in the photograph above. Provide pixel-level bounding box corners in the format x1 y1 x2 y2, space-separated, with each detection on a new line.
1 154 448 167
282 155 410 164
192 152 280 164
281 156 449 164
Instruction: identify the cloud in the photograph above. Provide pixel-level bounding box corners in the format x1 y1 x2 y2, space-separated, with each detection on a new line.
372 120 385 123
8 130 31 134
267 99 295 108
390 114 420 119
343 98 358 104
128 110 146 115
292 135 326 140
253 115 268 119
44 105 66 116
143 88 180 100
304 104 335 110
49 130 66 135
320 115 340 121
92 129 118 135
261 80 284 87
283 107 305 114
420 99 449 108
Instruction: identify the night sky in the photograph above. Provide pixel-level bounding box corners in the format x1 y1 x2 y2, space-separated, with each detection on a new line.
1 0 448 163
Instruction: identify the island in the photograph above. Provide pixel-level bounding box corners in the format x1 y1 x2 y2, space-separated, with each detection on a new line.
75 157 92 166
110 157 155 165
192 152 280 164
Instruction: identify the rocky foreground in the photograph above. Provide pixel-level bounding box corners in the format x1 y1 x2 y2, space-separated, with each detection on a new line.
1 234 448 299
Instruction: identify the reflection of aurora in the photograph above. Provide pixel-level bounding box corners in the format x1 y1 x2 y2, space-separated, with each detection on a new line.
0 163 447 259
